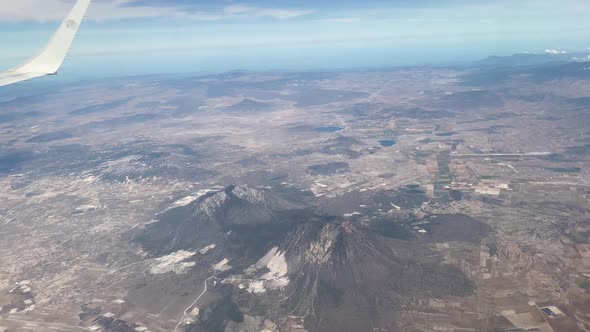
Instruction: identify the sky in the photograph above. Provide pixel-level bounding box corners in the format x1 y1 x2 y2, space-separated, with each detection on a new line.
0 0 589 79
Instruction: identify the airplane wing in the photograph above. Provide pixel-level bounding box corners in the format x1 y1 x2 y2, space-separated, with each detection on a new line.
0 0 91 87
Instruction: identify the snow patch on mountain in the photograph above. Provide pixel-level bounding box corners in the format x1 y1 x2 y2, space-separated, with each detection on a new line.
149 244 217 274
149 250 196 274
244 247 289 293
199 244 216 254
213 258 231 272
167 189 217 211
188 185 284 225
247 280 266 294
232 185 277 206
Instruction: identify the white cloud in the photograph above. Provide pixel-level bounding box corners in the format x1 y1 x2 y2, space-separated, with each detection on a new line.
0 0 160 22
223 5 254 16
253 8 314 20
317 17 362 24
0 0 313 22
571 54 590 61
221 4 313 20
545 48 567 54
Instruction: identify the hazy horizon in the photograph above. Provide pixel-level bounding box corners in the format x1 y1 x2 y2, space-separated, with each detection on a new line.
1 0 589 80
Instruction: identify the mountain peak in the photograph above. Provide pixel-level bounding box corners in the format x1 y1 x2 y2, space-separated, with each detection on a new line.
134 185 295 255
188 185 282 225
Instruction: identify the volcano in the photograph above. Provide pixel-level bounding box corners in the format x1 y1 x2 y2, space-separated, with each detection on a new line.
134 185 477 332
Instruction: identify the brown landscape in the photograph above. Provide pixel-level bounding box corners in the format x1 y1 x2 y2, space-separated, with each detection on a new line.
1 54 590 331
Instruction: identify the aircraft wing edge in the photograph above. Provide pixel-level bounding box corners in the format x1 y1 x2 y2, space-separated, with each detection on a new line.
0 71 48 87
0 0 91 87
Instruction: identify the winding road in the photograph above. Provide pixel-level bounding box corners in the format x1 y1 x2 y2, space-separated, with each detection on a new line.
173 276 217 332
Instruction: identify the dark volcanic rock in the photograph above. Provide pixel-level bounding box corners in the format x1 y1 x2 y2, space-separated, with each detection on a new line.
276 221 474 332
0 150 35 174
419 214 492 244
69 98 133 116
327 135 362 147
224 98 272 112
475 53 573 68
316 135 363 159
307 162 350 175
135 186 477 332
134 185 301 256
439 90 504 109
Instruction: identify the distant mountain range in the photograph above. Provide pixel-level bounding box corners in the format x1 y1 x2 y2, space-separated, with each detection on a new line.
474 51 589 68
462 53 590 86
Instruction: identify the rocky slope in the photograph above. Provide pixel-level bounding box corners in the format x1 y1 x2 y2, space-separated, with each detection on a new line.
134 185 477 332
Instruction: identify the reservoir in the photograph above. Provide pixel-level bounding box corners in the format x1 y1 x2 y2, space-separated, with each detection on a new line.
379 140 396 147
